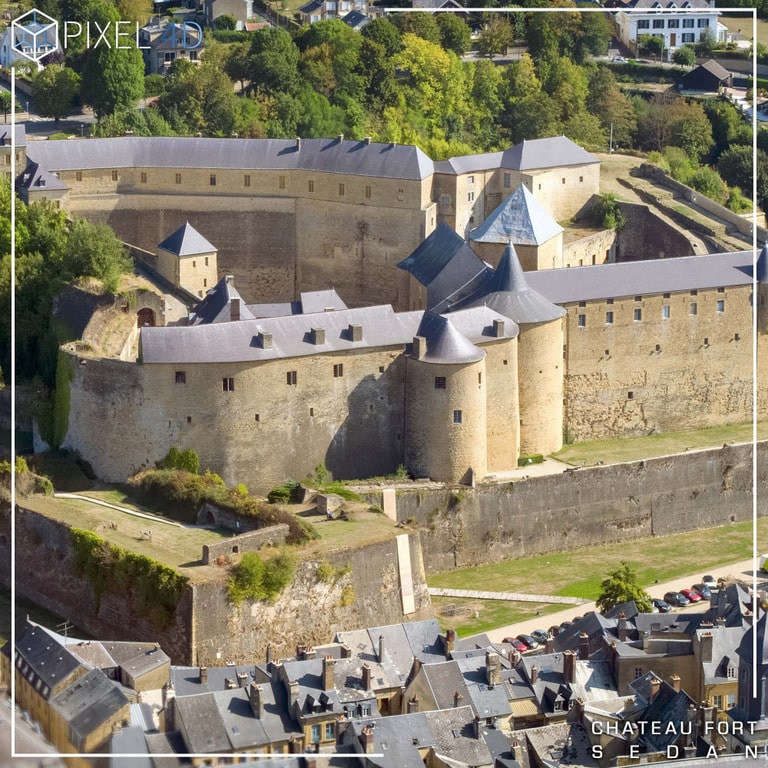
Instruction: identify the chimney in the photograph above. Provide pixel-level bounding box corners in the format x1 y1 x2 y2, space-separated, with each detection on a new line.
445 628 456 657
199 666 207 684
473 716 481 739
650 677 661 702
289 735 300 753
296 137 301 150
716 589 726 619
572 697 585 723
545 633 555 654
261 331 273 349
670 674 681 693
563 650 576 684
407 695 419 714
378 635 384 663
508 648 520 666
361 726 374 754
485 651 502 688
338 133 344 143
226 678 236 689
311 327 326 345
230 297 241 321
700 632 713 663
618 612 628 642
288 679 300 709
578 632 590 660
364 136 371 145
340 644 352 658
530 665 538 684
237 671 248 688
407 657 422 685
453 690 463 708
412 335 427 360
304 646 317 661
323 655 335 691
361 662 372 691
493 318 505 337
249 683 264 718
225 275 234 285
349 323 363 342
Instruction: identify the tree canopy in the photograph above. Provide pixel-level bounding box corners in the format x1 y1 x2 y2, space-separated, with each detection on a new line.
596 561 653 614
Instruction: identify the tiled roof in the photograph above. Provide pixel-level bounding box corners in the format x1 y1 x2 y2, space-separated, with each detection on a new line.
27 136 434 180
501 136 599 171
158 221 217 257
469 184 563 246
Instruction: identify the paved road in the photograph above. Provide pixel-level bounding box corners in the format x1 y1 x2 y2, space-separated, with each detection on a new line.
485 558 763 644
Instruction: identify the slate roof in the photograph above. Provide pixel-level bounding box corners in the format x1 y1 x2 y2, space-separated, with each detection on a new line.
15 158 69 193
424 707 494 765
698 625 743 686
342 9 369 28
626 0 712 8
189 276 256 325
434 151 504 176
298 0 322 13
50 667 130 742
418 660 472 711
16 622 83 699
526 249 755 303
757 243 768 285
397 222 474 286
174 692 231 753
110 725 152 768
26 136 434 181
300 288 348 314
0 123 26 148
157 221 217 257
697 59 731 80
500 136 599 171
453 243 567 324
454 655 514 719
413 312 486 365
629 673 696 753
469 184 563 246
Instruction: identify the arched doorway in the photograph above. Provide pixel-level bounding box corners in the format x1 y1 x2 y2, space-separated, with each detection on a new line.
137 308 156 327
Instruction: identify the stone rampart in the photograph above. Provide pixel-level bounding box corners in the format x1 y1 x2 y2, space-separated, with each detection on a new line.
201 525 289 564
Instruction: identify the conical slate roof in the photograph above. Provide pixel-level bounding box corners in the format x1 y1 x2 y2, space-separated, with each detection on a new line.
756 243 768 285
457 243 566 325
158 221 217 257
469 184 563 246
413 311 485 364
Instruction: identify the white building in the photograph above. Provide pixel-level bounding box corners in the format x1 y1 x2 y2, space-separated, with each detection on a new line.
615 0 727 59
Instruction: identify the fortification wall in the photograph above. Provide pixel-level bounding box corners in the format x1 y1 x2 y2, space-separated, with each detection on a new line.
484 338 520 472
563 229 616 268
615 202 694 262
382 441 763 573
201 525 289 565
563 284 765 442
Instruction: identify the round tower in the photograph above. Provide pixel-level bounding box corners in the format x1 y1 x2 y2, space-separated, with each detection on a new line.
405 313 488 484
757 243 768 335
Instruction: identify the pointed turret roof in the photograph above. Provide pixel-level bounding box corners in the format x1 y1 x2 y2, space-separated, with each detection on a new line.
413 311 485 364
469 185 563 246
454 243 566 325
158 221 217 257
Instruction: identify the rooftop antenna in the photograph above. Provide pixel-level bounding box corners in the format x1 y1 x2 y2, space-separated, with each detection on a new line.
56 620 74 640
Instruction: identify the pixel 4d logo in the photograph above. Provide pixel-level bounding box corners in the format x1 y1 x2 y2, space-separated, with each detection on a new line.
11 8 59 67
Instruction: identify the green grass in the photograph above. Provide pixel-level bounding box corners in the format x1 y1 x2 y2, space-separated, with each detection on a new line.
430 517 768 635
719 14 768 48
554 422 767 467
433 598 566 638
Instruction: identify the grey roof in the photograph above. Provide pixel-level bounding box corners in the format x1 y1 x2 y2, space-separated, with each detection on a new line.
342 9 369 28
526 249 755 303
246 301 299 318
110 726 152 768
413 311 486 365
626 0 712 7
50 667 130 739
397 222 473 286
695 59 731 81
454 243 567 324
298 0 322 12
27 136 434 181
698 625 744 685
300 288 348 314
454 655 513 719
500 136 599 172
144 731 186 768
174 692 231 753
434 151 504 176
0 123 26 148
157 221 217 257
16 623 83 698
424 707 494 765
16 158 69 192
190 276 256 325
419 660 472 711
469 184 563 246
629 673 696 752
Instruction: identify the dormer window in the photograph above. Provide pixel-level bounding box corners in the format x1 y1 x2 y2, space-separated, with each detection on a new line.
727 666 736 678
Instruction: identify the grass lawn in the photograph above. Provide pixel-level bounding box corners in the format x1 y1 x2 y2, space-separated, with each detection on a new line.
553 422 767 467
429 517 768 636
720 13 768 48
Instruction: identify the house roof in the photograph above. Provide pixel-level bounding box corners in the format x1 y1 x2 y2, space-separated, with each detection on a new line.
454 655 514 719
469 184 563 246
526 249 755 303
698 59 731 80
397 222 473 286
27 136 434 181
500 136 599 172
16 623 83 698
174 692 231 753
698 625 744 685
413 312 486 365
158 221 217 257
298 0 322 13
342 9 369 28
190 276 256 325
300 288 348 314
15 158 68 193
0 123 26 148
626 0 713 8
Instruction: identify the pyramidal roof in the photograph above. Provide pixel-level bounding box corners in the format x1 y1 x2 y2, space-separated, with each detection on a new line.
414 311 485 365
456 243 566 325
468 184 563 246
189 275 255 325
158 221 217 257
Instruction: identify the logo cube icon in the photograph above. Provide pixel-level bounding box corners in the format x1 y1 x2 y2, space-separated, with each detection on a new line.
11 8 59 66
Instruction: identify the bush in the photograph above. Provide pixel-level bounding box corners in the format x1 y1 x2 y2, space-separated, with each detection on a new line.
156 447 200 474
228 551 295 605
47 132 69 140
518 453 544 466
144 74 166 97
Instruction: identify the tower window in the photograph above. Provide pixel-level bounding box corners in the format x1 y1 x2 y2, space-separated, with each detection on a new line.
140 172 147 183
365 185 371 199
690 302 698 315
628 391 634 400
175 173 182 184
286 371 297 385
111 170 118 181
308 179 314 192
333 364 344 378
175 371 186 384
717 300 725 313
244 175 251 187
634 308 642 321
435 377 446 389
606 298 614 305
279 175 286 189
453 410 463 424
503 173 510 188
223 377 235 391
662 305 670 319
606 311 614 324
210 174 217 186
339 183 345 196
578 314 586 328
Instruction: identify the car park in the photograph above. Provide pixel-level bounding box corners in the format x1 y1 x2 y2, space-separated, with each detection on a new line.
517 634 539 650
692 583 711 600
652 598 671 613
503 637 529 652
702 575 717 588
664 591 691 607
548 625 563 637
680 588 702 602
530 629 549 644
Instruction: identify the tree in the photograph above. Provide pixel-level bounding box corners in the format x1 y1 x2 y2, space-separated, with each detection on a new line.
596 562 652 614
637 33 663 58
361 17 402 57
392 12 441 45
33 65 80 122
80 43 145 119
215 13 238 29
477 15 513 57
0 92 20 124
117 0 152 23
672 45 696 66
248 27 301 95
670 100 713 161
719 146 768 210
59 218 132 292
437 13 471 56
586 67 637 149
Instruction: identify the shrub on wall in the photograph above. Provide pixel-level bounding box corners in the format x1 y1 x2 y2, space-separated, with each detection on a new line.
228 551 295 605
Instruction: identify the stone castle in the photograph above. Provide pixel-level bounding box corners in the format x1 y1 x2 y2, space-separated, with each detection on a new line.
13 132 767 492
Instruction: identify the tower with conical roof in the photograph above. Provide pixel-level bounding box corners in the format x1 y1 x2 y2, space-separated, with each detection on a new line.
156 221 218 298
404 312 489 483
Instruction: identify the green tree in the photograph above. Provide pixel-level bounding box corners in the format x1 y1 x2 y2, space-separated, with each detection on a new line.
437 13 471 56
477 15 513 57
33 65 80 122
672 45 696 66
215 13 238 29
156 447 201 473
80 43 145 119
0 92 20 124
718 146 768 210
224 42 251 92
361 17 402 57
637 33 663 58
59 219 132 291
596 561 652 614
586 67 636 149
248 27 301 95
392 12 441 45
670 100 713 161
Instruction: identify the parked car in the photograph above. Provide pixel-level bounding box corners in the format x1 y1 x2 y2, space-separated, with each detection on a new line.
702 575 717 588
664 591 691 607
692 583 712 600
517 634 539 650
530 629 549 644
503 637 529 652
680 588 702 603
652 598 671 613
612 56 627 63
548 625 563 637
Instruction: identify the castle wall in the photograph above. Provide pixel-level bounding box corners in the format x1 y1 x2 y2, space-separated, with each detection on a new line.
472 236 563 272
563 284 763 442
63 344 410 492
615 202 694 262
517 320 564 456
384 441 763 573
522 163 600 221
562 229 616 268
483 338 520 472
404 357 488 483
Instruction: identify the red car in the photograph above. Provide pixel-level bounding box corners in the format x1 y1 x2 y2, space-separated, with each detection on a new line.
502 637 529 652
680 588 702 602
